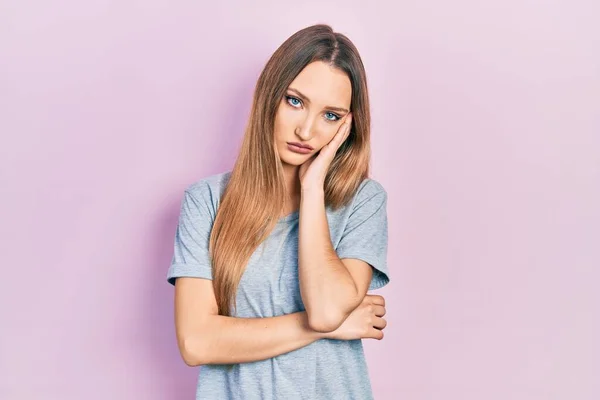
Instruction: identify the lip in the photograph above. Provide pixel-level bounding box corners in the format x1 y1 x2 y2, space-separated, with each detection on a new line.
287 142 313 154
288 142 313 150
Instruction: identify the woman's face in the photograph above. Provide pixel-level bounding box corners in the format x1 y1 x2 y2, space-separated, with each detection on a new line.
274 61 352 167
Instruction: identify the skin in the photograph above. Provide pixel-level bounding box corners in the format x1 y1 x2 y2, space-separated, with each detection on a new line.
173 61 387 367
273 60 383 332
274 60 353 213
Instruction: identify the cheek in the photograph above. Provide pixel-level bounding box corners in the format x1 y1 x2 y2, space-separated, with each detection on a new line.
273 110 285 136
274 107 297 133
318 125 339 142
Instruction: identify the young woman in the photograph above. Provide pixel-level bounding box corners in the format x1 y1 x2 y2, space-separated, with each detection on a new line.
167 24 389 399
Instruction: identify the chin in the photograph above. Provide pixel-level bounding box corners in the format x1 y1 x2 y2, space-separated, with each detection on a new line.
278 148 313 166
280 154 307 167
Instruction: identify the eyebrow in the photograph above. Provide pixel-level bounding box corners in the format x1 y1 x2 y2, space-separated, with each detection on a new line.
288 87 349 114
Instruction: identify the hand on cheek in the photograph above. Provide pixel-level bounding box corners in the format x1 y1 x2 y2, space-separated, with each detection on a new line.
299 113 352 190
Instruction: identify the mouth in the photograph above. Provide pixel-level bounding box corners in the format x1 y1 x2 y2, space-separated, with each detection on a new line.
287 142 313 154
287 142 313 150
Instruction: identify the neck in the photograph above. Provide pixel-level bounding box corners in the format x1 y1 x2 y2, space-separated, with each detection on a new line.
282 163 301 212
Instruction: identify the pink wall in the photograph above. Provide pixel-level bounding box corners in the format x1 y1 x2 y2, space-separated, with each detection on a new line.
1 1 598 399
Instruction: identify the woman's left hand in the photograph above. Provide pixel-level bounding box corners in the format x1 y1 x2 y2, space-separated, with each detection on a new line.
299 113 352 191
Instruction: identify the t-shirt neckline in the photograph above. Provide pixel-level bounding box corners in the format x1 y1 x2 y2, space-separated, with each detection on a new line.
278 209 299 223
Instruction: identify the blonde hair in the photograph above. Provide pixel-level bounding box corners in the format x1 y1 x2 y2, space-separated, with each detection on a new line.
209 24 372 317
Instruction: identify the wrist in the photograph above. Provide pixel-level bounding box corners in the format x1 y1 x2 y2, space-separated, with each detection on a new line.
300 185 325 196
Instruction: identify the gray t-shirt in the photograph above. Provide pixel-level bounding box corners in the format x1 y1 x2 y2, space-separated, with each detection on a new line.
167 170 389 400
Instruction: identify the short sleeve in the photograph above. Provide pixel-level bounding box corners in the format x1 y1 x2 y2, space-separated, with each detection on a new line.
166 186 214 285
335 180 389 290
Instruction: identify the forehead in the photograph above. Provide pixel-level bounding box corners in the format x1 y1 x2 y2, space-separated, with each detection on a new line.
288 61 352 107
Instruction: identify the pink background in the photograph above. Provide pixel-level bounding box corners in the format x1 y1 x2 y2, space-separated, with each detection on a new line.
1 1 598 399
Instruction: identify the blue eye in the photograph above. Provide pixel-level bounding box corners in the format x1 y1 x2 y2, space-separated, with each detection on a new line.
285 95 341 123
325 112 340 122
286 96 302 108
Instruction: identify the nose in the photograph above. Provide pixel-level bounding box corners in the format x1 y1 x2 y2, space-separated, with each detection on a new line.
295 116 316 141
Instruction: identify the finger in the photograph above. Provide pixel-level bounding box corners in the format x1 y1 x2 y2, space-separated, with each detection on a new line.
345 114 352 133
344 112 352 125
373 305 386 317
343 121 352 140
337 119 351 139
370 295 385 306
368 327 384 340
334 120 351 148
373 316 387 330
325 121 351 157
340 112 352 128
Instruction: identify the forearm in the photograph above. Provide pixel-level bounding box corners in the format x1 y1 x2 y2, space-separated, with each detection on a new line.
181 311 324 366
298 188 360 331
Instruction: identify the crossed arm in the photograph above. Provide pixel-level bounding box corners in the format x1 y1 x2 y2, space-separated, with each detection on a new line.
297 187 373 332
173 188 375 366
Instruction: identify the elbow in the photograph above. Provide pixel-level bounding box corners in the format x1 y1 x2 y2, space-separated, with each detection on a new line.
306 308 346 333
179 336 209 367
305 290 361 333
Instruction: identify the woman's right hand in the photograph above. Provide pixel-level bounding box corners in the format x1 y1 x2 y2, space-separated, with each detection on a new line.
324 294 387 341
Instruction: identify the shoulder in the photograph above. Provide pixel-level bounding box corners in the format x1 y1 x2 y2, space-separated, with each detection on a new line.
329 177 387 220
182 170 232 216
185 170 231 197
352 177 387 204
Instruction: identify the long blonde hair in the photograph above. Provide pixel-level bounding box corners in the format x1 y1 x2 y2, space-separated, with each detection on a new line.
209 24 372 317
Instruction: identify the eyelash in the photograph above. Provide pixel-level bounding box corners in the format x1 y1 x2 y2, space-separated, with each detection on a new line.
284 95 341 122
